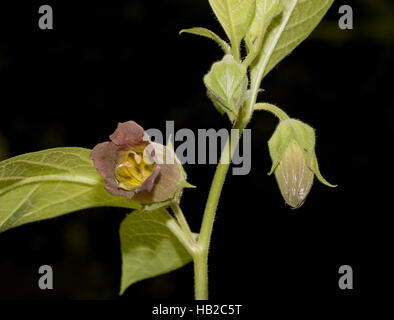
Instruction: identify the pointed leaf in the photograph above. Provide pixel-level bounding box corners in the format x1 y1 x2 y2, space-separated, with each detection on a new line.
251 0 334 82
246 0 282 47
208 0 256 53
0 148 140 232
120 208 192 294
180 27 231 54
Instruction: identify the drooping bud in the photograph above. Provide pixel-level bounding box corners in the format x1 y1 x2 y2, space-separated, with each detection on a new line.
273 139 314 208
268 119 336 208
204 55 248 122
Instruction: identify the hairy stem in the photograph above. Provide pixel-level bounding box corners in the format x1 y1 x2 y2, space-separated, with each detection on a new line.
193 23 276 295
166 219 196 257
193 249 208 300
192 2 292 297
171 202 195 244
194 118 244 300
254 103 290 121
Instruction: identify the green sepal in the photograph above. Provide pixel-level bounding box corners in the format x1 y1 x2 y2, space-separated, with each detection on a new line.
204 55 248 122
287 119 316 165
311 151 337 187
141 199 173 212
180 180 197 189
268 119 296 175
268 119 315 174
207 89 228 117
141 172 195 212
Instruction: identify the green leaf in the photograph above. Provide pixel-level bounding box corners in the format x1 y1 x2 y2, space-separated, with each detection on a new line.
204 55 248 121
180 27 231 54
120 208 192 294
243 0 282 67
251 0 334 82
0 147 140 232
246 0 282 48
208 0 256 57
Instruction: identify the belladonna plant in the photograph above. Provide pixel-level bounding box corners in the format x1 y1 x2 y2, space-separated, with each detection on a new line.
0 0 336 299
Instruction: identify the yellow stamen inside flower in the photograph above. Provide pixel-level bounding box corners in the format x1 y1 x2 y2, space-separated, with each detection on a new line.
115 151 155 191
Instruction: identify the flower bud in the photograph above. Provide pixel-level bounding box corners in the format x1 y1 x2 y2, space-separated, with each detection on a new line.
273 140 314 208
90 121 189 206
204 55 248 122
268 119 336 208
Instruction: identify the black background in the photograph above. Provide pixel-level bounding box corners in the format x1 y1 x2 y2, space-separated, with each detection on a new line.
0 0 392 307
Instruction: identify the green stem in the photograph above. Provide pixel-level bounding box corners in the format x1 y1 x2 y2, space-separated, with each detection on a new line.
193 249 208 300
194 119 244 300
232 39 240 62
254 103 290 121
192 55 266 298
192 0 296 300
193 29 272 296
171 202 194 244
242 29 266 68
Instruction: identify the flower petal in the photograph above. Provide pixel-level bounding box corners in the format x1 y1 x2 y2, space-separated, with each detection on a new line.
110 121 147 150
90 141 118 181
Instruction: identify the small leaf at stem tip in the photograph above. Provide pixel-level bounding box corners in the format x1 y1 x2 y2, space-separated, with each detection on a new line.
119 208 192 295
179 27 231 54
208 0 256 55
